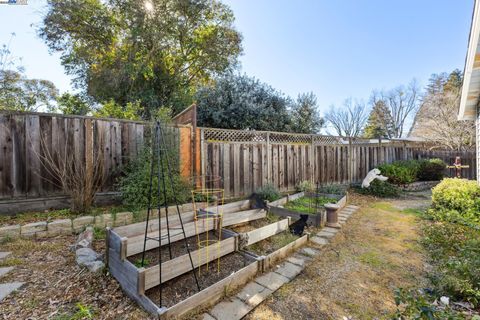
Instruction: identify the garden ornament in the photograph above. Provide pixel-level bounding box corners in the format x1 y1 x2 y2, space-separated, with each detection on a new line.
361 168 388 188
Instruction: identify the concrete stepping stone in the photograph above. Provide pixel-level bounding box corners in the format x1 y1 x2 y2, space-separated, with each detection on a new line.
301 247 319 257
209 297 252 320
255 271 290 291
202 314 216 320
0 252 12 261
236 281 273 307
317 231 335 239
287 255 306 267
0 282 24 301
322 227 340 233
274 262 303 280
311 236 329 246
0 267 14 278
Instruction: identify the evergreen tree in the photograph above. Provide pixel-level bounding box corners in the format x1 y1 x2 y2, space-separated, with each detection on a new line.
290 92 323 134
363 99 394 138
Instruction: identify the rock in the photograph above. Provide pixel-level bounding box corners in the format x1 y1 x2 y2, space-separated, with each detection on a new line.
21 221 47 238
440 296 449 306
47 219 72 236
72 216 94 233
71 227 94 251
114 212 133 227
94 214 113 228
0 225 20 240
76 247 104 272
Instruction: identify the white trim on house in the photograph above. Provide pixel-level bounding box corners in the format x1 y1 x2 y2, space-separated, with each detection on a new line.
459 0 480 121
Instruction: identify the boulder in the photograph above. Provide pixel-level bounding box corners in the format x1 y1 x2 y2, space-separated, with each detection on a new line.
75 247 104 273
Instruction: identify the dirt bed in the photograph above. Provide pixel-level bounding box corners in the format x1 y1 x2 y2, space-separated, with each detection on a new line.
246 231 300 256
128 231 221 267
227 214 280 233
146 252 254 308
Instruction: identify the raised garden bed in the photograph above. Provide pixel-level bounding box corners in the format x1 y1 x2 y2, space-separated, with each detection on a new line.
268 191 347 227
107 197 310 319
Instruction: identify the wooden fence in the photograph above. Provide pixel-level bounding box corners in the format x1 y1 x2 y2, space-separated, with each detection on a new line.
200 128 476 198
0 111 476 201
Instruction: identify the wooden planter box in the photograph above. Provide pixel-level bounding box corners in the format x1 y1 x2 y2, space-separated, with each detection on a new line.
268 192 348 227
107 198 310 319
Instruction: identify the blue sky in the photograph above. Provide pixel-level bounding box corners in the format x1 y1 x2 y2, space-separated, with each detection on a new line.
0 0 474 115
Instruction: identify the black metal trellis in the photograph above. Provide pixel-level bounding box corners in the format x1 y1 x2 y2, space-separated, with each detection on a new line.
140 120 200 307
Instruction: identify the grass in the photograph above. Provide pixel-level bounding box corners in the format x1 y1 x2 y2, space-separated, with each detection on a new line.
284 196 336 215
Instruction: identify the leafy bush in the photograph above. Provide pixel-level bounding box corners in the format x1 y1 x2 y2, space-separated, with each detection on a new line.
392 288 466 319
429 178 480 224
296 180 314 192
118 148 190 210
422 222 480 306
317 184 346 195
255 184 281 202
356 180 400 198
378 159 446 185
418 158 446 181
378 160 420 185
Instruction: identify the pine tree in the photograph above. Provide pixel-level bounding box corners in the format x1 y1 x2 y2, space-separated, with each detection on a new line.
363 100 394 139
291 92 324 134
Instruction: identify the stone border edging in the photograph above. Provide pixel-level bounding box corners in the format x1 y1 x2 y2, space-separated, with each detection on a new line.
0 203 195 241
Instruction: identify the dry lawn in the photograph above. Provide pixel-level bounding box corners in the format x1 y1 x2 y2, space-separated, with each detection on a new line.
246 194 430 320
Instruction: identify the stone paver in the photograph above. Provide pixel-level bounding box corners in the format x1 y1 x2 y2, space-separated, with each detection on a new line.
322 227 340 233
301 247 319 257
287 255 306 267
0 267 14 278
255 271 290 291
0 282 24 302
274 262 303 279
94 214 114 228
209 297 252 320
202 313 216 320
311 236 329 246
317 231 335 238
0 252 12 261
236 281 273 307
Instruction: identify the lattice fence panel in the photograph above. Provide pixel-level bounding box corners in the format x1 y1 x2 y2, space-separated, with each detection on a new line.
203 128 267 143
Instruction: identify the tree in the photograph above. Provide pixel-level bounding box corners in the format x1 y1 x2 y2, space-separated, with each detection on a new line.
363 94 395 138
56 92 91 115
290 92 323 134
0 35 58 112
324 98 369 137
410 70 474 151
383 80 420 138
39 0 243 119
196 74 293 131
93 99 142 120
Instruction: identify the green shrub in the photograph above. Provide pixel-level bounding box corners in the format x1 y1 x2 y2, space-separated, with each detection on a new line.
378 159 446 185
356 180 400 198
295 180 314 192
422 222 480 306
392 288 466 319
317 184 346 195
255 184 281 202
118 148 190 210
418 158 446 181
378 160 420 185
429 178 480 224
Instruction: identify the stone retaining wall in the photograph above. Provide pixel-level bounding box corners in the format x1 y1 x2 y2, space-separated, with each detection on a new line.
400 181 440 191
0 203 196 241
